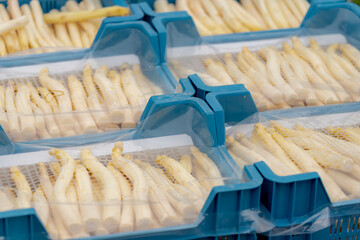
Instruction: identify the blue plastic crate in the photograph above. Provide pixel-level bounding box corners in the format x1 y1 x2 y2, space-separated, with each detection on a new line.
186 73 360 239
0 20 179 154
0 0 143 58
0 92 263 240
150 1 360 84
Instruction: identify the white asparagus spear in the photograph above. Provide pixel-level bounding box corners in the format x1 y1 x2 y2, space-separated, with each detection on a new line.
179 154 192 174
109 70 135 128
30 0 57 47
296 125 360 165
339 43 360 71
30 103 51 139
283 0 303 23
39 68 73 125
190 147 224 187
237 52 284 105
295 0 310 16
253 0 278 29
291 37 351 103
266 0 289 28
131 64 154 101
0 188 15 211
27 83 61 138
199 0 232 33
278 0 300 28
227 135 289 176
49 148 83 235
0 4 20 53
188 0 217 31
94 66 123 122
212 0 249 32
15 84 36 140
0 37 6 56
271 122 354 172
283 42 340 104
203 58 234 85
268 128 347 202
143 168 180 226
309 39 360 101
10 166 32 209
83 64 110 127
252 123 302 173
37 87 75 138
50 9 73 46
171 61 222 86
68 75 98 133
38 162 71 239
74 163 101 233
7 0 29 50
107 162 134 232
0 15 28 36
32 186 50 226
0 85 9 132
21 4 49 47
119 65 147 121
176 0 213 36
257 47 300 106
192 162 213 193
327 169 360 198
132 64 164 96
228 149 247 169
156 155 204 198
65 1 97 40
136 159 197 220
227 0 264 31
241 0 267 29
5 83 20 141
81 148 121 233
111 143 152 230
46 216 59 240
278 52 318 105
326 44 360 78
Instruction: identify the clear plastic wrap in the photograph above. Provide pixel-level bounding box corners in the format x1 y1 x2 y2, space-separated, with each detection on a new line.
226 108 360 203
0 0 131 57
0 24 171 143
163 4 360 112
0 110 245 239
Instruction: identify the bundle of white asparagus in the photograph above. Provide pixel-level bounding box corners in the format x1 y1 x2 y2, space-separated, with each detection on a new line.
171 37 360 111
226 121 360 202
0 143 224 239
0 63 163 142
0 0 129 56
154 0 309 36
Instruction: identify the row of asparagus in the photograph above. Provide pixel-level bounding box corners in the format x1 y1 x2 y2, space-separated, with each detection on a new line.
0 143 224 239
171 38 360 111
0 0 129 56
154 0 309 36
0 63 163 142
226 122 360 202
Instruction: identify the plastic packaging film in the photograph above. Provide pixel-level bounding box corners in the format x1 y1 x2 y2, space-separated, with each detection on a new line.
167 31 360 112
0 0 130 57
152 0 310 36
0 131 246 239
0 26 168 143
225 108 360 204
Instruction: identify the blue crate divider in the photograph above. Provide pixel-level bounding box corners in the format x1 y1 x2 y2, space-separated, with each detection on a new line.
185 73 360 239
149 1 360 86
0 0 143 59
0 20 178 154
0 91 263 240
